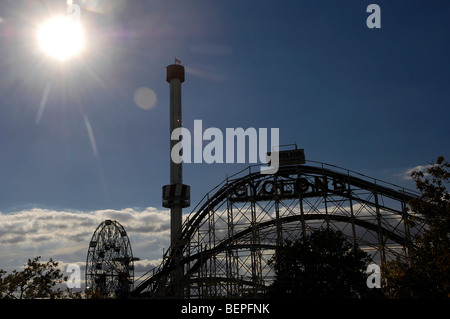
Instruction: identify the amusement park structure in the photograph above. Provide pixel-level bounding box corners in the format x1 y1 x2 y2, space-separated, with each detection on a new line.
86 63 426 298
131 63 425 298
86 219 138 298
131 160 425 298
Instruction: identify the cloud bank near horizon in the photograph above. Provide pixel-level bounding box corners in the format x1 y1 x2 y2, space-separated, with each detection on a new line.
0 206 171 276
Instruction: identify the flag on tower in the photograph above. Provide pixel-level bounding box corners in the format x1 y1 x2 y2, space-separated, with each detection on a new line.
175 57 182 64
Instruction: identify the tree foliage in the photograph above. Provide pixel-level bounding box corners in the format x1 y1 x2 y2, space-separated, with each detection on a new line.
383 156 450 298
268 228 376 298
0 256 81 299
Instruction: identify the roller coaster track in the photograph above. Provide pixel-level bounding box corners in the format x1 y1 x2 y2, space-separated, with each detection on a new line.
132 161 425 298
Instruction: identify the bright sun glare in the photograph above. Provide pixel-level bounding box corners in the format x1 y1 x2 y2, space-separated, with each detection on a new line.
38 16 84 61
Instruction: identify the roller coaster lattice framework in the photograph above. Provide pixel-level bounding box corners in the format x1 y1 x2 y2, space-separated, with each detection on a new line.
132 160 426 298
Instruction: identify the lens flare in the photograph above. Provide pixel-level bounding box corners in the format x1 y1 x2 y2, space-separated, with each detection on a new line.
134 87 158 110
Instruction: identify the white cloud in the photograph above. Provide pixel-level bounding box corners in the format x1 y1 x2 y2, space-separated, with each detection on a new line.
396 164 432 180
0 207 171 279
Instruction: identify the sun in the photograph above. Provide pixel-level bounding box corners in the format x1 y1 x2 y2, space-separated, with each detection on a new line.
37 16 85 61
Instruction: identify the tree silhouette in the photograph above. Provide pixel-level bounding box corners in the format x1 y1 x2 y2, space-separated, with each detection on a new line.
0 256 81 299
383 156 450 298
268 228 374 298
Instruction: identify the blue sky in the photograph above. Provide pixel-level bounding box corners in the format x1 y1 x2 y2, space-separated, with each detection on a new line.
0 0 448 273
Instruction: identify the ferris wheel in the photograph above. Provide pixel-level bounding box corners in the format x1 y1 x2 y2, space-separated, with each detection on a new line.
85 219 137 298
